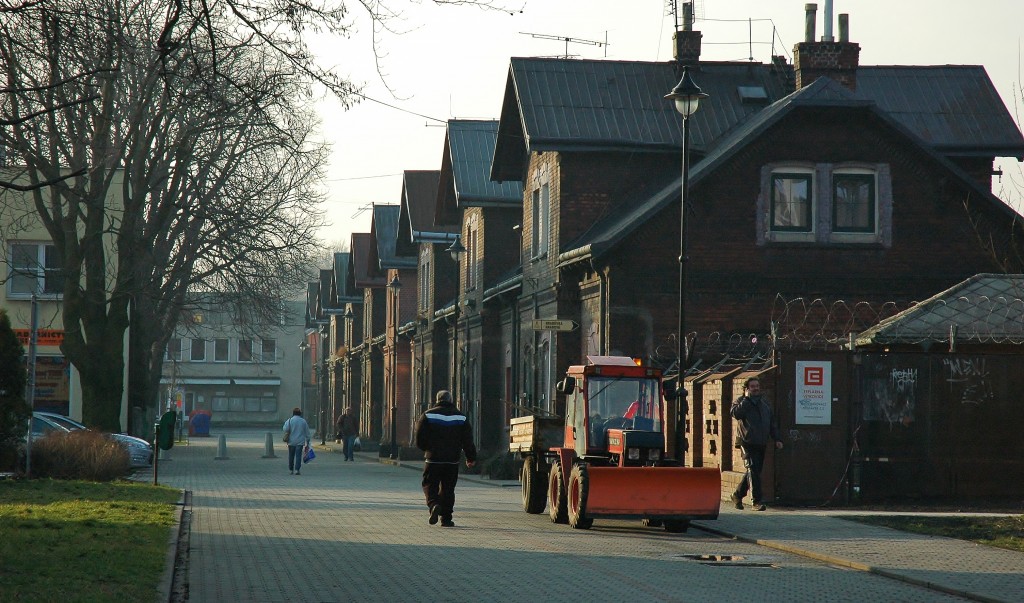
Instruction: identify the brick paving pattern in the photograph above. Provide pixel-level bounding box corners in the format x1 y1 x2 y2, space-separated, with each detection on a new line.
147 429 1023 602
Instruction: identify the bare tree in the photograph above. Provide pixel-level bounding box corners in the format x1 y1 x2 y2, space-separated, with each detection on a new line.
0 0 326 430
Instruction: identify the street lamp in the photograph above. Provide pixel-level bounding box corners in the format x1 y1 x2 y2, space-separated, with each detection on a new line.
343 306 354 428
446 237 466 401
387 274 402 459
665 66 707 459
319 325 328 445
298 339 310 420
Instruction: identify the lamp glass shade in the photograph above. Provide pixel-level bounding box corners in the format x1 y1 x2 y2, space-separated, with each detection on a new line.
674 96 700 118
447 239 466 262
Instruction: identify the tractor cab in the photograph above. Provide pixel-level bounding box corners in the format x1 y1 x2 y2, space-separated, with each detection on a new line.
561 356 668 466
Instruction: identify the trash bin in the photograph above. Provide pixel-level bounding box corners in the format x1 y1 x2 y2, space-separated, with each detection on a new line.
189 410 212 436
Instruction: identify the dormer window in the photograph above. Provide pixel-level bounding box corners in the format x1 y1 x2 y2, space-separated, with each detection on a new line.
759 163 891 247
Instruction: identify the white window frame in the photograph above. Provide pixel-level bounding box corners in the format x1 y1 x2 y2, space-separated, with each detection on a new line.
261 339 277 363
213 338 229 362
189 338 206 362
7 242 62 298
238 339 253 363
166 338 183 361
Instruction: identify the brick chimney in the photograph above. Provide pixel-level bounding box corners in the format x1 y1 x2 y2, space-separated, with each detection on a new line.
673 1 701 67
793 3 860 91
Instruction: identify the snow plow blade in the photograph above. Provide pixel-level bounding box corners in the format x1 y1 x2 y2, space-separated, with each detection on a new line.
583 466 721 519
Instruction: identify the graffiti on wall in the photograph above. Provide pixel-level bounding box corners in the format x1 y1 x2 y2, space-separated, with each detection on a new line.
941 357 994 406
862 360 916 427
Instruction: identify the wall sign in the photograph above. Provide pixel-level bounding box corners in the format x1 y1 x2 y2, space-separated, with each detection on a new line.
796 360 832 425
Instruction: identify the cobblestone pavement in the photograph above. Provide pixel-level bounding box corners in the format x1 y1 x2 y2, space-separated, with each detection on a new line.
147 429 1023 603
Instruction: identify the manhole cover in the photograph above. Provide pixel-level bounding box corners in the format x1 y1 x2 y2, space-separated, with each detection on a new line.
668 553 777 567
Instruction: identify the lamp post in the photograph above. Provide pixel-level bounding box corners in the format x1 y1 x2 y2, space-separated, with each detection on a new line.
343 306 355 430
319 325 328 445
665 66 708 459
387 274 402 459
297 339 310 420
446 237 466 402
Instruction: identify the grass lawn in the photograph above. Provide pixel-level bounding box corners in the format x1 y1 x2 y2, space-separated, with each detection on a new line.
844 514 1024 553
0 479 181 602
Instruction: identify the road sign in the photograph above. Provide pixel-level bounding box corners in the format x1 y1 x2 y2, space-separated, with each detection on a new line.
531 319 578 332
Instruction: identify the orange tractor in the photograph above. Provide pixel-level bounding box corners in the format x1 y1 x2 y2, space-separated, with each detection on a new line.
510 356 721 531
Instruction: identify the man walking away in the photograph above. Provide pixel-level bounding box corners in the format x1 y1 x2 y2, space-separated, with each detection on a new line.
337 407 358 461
730 377 783 511
415 390 476 527
283 408 312 475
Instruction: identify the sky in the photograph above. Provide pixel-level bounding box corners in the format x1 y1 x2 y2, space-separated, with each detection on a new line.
309 0 1024 244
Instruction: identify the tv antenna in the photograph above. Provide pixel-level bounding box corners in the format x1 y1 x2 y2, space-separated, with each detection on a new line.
520 31 609 59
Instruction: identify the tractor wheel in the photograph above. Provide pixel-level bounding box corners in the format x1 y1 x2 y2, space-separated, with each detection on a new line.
663 519 690 533
567 464 594 530
548 461 568 524
641 518 663 528
521 456 547 514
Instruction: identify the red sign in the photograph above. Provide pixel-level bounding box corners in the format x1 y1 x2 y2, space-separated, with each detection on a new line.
804 366 824 386
14 329 64 347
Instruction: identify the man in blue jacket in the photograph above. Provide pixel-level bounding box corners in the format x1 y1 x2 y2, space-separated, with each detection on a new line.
415 390 477 527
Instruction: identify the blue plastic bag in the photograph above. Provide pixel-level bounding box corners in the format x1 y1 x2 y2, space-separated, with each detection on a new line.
303 444 316 464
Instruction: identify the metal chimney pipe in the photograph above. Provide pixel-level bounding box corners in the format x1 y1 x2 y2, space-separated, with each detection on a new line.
823 0 834 41
804 4 817 43
683 1 693 32
838 13 849 43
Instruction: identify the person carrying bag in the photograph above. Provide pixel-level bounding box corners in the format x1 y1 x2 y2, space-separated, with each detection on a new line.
282 408 311 475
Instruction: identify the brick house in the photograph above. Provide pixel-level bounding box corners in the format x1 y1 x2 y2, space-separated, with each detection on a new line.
349 231 385 444
368 203 417 457
432 120 523 452
487 11 1024 501
394 170 457 444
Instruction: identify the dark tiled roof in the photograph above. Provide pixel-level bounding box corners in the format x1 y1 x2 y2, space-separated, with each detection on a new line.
437 120 524 224
397 170 456 256
305 281 320 326
855 274 1024 345
856 66 1024 157
370 204 416 272
492 58 1024 181
560 78 1018 265
493 58 792 180
350 232 384 288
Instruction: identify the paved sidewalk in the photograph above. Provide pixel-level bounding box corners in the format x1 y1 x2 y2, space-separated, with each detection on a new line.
149 429 1024 603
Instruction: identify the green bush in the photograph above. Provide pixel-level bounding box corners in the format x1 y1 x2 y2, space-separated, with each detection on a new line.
0 308 29 471
30 430 130 481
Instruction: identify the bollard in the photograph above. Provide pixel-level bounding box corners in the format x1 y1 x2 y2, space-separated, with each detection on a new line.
261 432 277 458
214 433 229 460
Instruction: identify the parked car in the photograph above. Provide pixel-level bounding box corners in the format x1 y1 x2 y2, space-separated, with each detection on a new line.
31 411 154 468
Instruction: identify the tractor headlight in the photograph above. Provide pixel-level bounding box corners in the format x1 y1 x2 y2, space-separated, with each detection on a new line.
627 448 640 460
648 449 661 460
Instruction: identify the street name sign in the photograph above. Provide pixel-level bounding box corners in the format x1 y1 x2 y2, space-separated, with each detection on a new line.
531 319 577 332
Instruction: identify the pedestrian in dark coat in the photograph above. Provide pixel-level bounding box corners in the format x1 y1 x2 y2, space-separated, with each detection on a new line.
414 390 477 527
730 377 783 511
336 407 358 461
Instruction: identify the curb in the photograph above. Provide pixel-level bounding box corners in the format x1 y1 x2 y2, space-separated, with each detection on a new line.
158 490 192 603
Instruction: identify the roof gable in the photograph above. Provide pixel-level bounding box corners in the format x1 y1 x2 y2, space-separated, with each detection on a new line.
438 119 523 223
397 170 453 256
370 203 416 273
330 252 361 306
350 232 384 288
